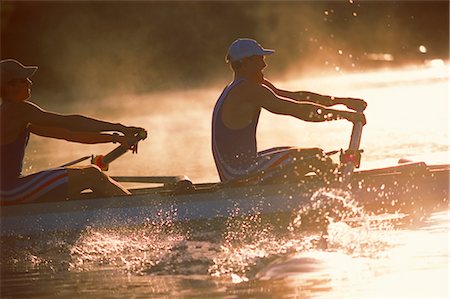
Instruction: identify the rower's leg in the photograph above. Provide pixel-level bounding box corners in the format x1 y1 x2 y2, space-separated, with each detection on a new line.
255 147 337 183
67 165 131 198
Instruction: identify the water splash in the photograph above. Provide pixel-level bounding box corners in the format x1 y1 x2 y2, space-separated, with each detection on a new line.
292 188 402 257
288 188 365 232
68 217 187 274
209 188 402 283
1 189 403 283
208 191 346 282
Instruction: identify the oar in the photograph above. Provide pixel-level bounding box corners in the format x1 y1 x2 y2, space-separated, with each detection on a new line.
111 175 195 193
59 155 92 168
58 131 147 169
92 130 147 171
111 175 191 185
340 121 364 185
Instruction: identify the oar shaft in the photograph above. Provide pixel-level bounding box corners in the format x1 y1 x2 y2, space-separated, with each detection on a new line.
102 145 128 165
111 175 190 184
348 122 363 150
341 122 364 185
59 155 92 168
94 130 147 170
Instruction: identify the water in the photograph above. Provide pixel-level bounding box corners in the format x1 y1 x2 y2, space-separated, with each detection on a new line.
1 63 449 298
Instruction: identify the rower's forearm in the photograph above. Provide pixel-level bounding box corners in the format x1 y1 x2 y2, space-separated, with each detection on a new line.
295 91 334 106
330 97 348 106
63 132 115 144
63 115 124 133
294 104 347 122
272 88 333 106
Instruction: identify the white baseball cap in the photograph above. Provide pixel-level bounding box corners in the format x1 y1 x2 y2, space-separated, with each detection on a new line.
0 59 38 83
226 38 275 62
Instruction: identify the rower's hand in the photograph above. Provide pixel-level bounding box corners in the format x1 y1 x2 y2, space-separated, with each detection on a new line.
122 126 147 140
118 127 148 154
353 112 366 125
344 111 366 125
340 98 367 112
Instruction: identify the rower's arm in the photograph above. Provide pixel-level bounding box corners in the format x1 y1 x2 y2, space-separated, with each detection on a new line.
29 124 116 144
263 79 333 105
22 101 144 137
252 84 365 124
263 79 367 111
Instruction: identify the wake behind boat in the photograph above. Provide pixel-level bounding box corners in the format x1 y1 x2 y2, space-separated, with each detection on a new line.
1 124 449 237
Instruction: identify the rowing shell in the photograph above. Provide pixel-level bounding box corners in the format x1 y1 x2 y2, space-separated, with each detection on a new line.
1 161 448 237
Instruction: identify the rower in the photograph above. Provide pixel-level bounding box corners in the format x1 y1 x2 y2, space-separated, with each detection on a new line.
0 59 148 205
212 38 366 184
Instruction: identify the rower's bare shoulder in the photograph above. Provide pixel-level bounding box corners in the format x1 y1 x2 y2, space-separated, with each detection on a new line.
232 81 266 99
239 82 278 107
238 80 264 92
226 81 250 101
222 82 251 112
2 101 48 128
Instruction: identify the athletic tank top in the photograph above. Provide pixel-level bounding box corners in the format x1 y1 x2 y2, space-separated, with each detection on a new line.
212 79 261 180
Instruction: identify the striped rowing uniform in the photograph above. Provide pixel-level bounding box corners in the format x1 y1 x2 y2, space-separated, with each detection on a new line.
212 79 297 182
0 103 68 205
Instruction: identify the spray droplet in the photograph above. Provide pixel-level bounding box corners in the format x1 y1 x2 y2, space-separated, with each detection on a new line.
419 45 427 53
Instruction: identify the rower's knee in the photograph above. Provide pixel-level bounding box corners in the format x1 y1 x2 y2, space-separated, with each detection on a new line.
69 165 109 184
83 165 109 181
67 165 130 197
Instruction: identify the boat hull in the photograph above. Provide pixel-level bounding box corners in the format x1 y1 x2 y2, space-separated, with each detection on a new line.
1 162 448 237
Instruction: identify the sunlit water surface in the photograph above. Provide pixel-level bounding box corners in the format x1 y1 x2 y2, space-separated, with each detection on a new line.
1 64 449 298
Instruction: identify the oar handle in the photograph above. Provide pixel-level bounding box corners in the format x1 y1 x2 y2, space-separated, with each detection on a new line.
92 130 147 171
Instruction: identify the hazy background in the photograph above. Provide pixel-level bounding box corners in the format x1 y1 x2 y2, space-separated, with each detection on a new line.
1 1 448 103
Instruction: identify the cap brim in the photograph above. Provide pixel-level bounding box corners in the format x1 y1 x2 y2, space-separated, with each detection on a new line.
261 49 275 55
